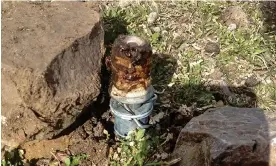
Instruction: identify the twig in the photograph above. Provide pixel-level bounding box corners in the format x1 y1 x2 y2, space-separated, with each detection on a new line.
196 104 216 112
165 158 182 165
159 134 173 147
219 80 233 97
254 55 268 69
50 152 61 166
144 158 182 166
153 88 165 94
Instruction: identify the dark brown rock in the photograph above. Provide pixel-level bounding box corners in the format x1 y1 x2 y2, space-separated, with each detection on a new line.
2 2 104 147
172 107 276 166
204 42 220 55
245 75 260 87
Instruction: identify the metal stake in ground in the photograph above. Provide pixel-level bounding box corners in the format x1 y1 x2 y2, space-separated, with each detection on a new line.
109 35 157 137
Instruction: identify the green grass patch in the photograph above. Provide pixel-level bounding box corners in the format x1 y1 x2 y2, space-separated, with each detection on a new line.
110 129 159 166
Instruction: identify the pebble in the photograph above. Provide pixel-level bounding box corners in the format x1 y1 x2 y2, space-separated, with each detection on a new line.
129 141 135 146
216 100 225 107
147 12 158 24
150 112 165 124
245 75 260 87
161 30 168 36
152 27 161 33
161 152 169 160
113 152 118 160
228 23 237 31
118 0 132 7
204 42 220 55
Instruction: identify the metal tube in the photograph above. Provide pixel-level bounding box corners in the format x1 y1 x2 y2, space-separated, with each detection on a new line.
109 35 156 137
109 35 153 104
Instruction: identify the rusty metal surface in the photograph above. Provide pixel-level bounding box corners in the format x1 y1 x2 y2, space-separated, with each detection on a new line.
110 35 152 95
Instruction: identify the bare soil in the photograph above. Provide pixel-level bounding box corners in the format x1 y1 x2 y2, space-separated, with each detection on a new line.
20 118 110 165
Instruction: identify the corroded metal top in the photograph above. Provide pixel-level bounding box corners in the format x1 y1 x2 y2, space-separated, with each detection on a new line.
109 35 153 101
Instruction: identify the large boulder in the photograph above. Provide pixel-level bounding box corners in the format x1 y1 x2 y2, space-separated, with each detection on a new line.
1 2 104 147
172 107 276 166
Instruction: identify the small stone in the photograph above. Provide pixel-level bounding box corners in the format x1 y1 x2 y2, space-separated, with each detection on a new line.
1 116 7 126
176 105 194 119
160 152 169 160
179 43 189 50
118 0 132 7
37 159 51 166
154 153 161 160
93 122 104 137
204 42 220 55
215 100 224 107
245 75 260 87
120 158 126 163
150 112 165 124
147 12 158 24
168 82 175 87
208 69 223 80
265 78 272 84
161 30 168 36
101 111 111 121
228 23 237 31
113 152 119 160
129 141 135 146
152 27 161 33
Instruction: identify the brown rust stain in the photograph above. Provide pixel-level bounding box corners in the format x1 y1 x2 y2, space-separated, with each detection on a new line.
110 35 152 93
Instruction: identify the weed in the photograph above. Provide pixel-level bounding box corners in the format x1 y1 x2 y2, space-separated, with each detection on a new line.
1 149 25 166
110 129 159 166
63 154 88 166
